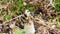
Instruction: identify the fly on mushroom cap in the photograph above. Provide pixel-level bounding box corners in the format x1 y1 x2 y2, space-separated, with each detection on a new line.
25 9 31 17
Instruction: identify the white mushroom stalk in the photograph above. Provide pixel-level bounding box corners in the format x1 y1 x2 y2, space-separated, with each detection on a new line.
24 10 35 34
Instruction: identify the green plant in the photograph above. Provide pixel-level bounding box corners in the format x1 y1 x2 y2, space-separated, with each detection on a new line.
26 4 35 11
4 15 11 20
13 26 25 34
10 6 17 12
52 0 60 12
1 0 8 4
16 0 23 10
56 19 60 28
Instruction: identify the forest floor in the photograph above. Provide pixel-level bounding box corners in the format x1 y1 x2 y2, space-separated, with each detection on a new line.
0 0 60 34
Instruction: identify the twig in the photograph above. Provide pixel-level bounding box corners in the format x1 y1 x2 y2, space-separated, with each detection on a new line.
3 14 24 24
